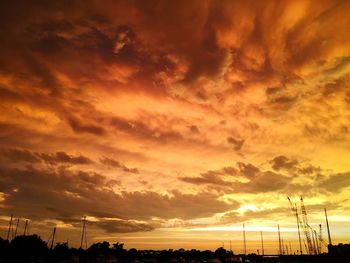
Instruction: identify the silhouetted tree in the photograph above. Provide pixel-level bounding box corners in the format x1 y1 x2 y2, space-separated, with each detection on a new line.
215 247 230 262
0 237 9 259
112 241 124 250
9 234 48 262
112 241 126 259
0 237 6 249
128 248 138 260
88 241 111 257
52 242 70 261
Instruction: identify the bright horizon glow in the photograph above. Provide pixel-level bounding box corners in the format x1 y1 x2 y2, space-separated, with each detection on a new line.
183 226 297 233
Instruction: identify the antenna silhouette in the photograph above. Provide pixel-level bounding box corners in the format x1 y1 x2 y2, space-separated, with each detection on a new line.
289 242 292 255
14 219 19 238
80 216 88 249
311 229 317 254
287 196 303 254
47 227 57 249
23 220 29 235
6 214 13 241
314 229 320 254
278 224 282 255
300 197 314 254
319 224 323 253
243 223 246 255
260 231 264 255
324 208 332 245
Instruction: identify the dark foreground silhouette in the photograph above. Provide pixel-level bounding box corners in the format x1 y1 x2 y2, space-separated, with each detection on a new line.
0 235 349 263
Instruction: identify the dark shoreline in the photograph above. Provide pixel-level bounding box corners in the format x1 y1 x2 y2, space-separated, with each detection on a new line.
1 235 349 263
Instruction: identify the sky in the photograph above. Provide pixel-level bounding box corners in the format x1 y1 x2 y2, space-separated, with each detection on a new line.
0 0 350 254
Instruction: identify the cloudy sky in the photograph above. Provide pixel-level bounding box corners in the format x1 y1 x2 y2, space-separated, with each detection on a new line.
1 0 350 254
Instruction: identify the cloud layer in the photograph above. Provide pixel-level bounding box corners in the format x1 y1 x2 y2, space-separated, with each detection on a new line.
1 0 350 251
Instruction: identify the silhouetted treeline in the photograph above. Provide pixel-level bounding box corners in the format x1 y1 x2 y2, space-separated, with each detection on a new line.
1 235 349 263
0 234 236 263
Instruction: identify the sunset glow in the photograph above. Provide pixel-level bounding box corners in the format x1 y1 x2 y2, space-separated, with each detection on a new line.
1 0 350 254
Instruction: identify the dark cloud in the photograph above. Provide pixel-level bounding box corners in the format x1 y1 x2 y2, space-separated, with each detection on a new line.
195 91 208 101
109 115 183 143
237 162 260 178
68 116 106 136
318 172 350 193
1 148 93 165
109 117 135 132
0 86 25 103
180 173 229 187
242 170 290 193
227 137 245 151
0 166 232 226
270 156 298 171
269 95 298 110
221 166 237 175
39 151 93 165
266 86 283 96
221 207 287 224
271 96 297 105
323 77 346 97
298 165 322 175
188 125 200 134
1 0 349 103
270 156 322 176
117 190 235 220
324 56 350 75
180 163 290 194
265 84 298 112
6 11 177 97
25 55 63 96
1 148 41 163
100 157 139 174
92 219 154 233
180 166 237 187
